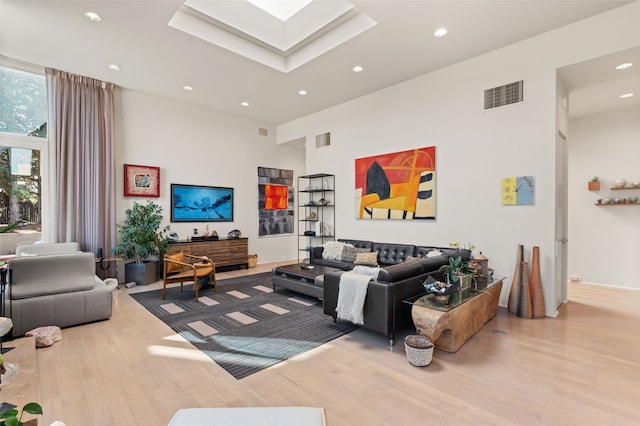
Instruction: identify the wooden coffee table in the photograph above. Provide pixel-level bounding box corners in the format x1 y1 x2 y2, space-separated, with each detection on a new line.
407 276 504 353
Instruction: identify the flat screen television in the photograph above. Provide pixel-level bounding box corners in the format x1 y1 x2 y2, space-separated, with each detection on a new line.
170 183 234 222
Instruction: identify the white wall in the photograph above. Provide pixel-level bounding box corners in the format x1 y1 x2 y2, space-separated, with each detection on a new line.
115 90 305 264
277 3 640 314
568 106 640 289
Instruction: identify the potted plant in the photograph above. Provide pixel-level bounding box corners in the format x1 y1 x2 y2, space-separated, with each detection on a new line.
114 201 170 285
439 256 475 302
0 401 42 426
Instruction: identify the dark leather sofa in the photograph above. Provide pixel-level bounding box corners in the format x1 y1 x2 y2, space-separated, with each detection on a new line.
313 239 471 345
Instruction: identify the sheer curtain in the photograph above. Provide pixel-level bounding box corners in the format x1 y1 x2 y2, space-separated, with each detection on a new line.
46 68 116 256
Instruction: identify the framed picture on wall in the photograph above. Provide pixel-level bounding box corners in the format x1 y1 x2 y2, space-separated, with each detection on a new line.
124 164 160 197
170 183 234 222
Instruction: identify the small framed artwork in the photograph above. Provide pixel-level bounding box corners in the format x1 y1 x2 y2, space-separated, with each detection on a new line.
124 164 160 197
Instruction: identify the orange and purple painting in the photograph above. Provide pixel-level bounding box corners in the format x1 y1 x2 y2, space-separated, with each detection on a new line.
355 146 436 220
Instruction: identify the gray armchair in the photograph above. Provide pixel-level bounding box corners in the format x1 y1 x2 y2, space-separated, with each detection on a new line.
6 243 113 336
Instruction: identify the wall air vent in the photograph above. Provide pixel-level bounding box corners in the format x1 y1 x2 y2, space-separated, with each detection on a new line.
484 80 524 110
258 127 268 136
316 132 330 148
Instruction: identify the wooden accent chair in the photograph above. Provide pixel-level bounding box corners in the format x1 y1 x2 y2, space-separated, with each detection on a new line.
163 253 216 302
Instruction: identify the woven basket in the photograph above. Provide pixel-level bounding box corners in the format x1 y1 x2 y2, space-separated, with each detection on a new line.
404 335 434 367
247 254 257 268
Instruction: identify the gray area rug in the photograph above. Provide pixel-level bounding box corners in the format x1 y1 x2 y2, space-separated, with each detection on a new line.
130 272 355 379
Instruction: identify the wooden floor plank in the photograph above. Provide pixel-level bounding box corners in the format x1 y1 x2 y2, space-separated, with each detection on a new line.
29 265 640 425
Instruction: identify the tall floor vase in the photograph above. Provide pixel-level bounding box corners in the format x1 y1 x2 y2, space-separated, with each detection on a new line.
517 261 533 318
508 244 524 315
530 245 545 318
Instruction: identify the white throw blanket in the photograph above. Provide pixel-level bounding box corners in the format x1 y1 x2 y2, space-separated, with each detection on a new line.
336 268 379 325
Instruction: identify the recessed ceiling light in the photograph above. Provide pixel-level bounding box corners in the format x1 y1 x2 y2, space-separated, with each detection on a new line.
183 85 193 91
620 93 635 98
434 27 448 38
353 65 363 72
298 90 307 95
108 64 120 71
241 101 249 106
615 62 634 70
84 12 102 22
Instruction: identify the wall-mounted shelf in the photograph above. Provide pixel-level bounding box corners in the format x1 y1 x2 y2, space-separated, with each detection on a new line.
590 178 640 206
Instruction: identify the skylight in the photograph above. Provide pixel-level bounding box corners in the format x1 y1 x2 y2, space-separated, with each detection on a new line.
169 0 376 73
246 0 312 21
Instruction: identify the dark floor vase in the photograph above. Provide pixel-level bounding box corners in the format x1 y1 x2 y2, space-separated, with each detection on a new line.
125 261 159 286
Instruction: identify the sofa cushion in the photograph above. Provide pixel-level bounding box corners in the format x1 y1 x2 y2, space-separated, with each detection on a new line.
312 257 354 270
9 252 96 299
322 241 350 260
372 243 416 265
338 239 372 250
444 248 472 260
354 251 378 267
340 246 370 263
414 246 472 260
165 252 184 273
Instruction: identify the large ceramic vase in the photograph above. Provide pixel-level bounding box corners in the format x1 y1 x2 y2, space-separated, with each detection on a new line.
517 261 533 318
508 245 524 314
530 246 545 318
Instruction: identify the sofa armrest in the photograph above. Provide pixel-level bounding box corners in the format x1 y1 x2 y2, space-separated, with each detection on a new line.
323 270 344 317
309 246 324 261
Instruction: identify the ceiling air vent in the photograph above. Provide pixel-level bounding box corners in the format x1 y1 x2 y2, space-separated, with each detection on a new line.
316 132 330 148
484 80 524 110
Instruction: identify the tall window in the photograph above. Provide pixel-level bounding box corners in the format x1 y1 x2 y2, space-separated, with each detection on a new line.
0 62 46 239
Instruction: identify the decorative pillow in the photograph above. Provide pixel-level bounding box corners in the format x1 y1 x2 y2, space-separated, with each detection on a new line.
322 241 346 260
340 246 368 262
165 252 184 273
26 326 62 348
404 255 418 263
354 251 378 267
427 250 444 258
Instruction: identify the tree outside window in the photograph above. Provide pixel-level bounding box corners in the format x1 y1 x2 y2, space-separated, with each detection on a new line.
0 64 45 236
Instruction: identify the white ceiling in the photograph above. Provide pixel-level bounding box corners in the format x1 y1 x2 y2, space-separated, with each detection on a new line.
1 0 637 125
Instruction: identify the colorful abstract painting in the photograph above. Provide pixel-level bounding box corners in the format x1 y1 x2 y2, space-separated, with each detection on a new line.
501 176 535 205
258 167 294 236
355 146 436 220
264 184 288 210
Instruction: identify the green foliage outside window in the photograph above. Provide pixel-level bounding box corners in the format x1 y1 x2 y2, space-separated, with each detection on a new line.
0 66 46 137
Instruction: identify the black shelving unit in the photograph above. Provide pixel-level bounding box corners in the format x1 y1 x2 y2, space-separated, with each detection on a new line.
298 173 335 263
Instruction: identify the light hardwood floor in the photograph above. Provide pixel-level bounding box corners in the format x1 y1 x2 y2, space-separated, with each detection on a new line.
21 263 640 425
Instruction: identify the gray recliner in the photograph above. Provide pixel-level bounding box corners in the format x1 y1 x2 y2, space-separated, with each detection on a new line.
6 243 113 336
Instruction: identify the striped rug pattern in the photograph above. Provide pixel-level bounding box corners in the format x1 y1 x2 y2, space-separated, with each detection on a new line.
130 272 355 379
